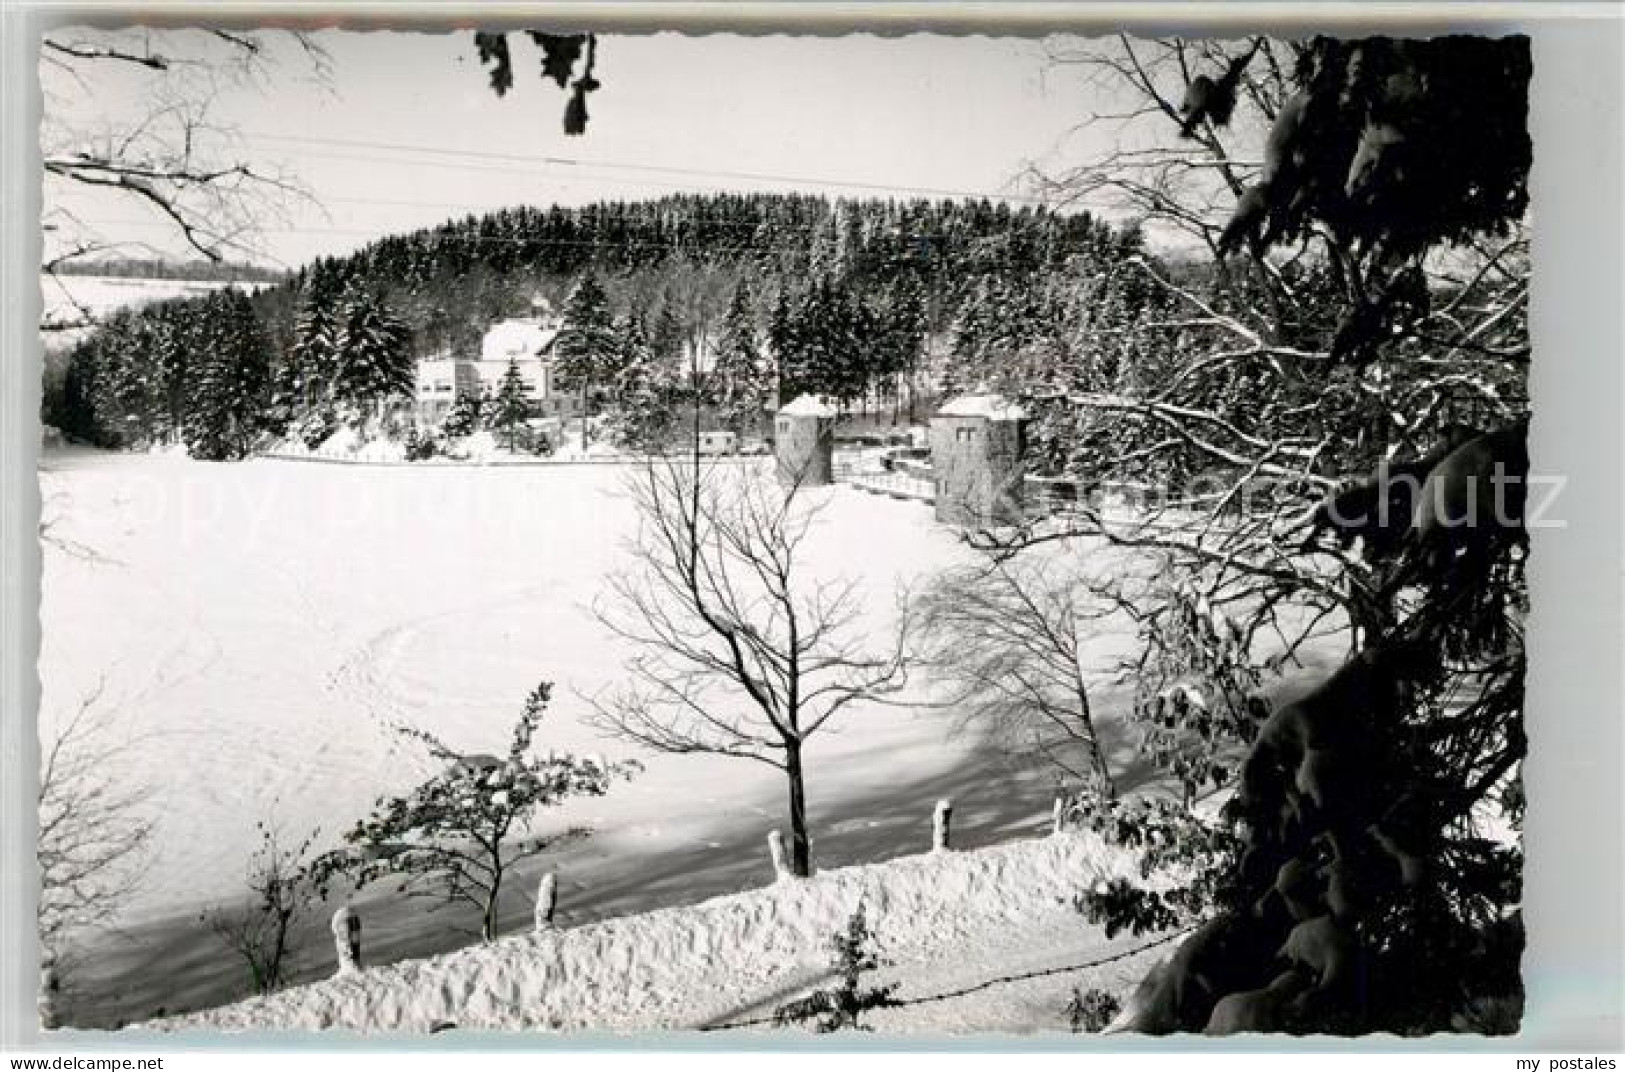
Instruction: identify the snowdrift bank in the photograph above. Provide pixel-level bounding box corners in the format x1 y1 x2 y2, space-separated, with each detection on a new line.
161 832 1146 1035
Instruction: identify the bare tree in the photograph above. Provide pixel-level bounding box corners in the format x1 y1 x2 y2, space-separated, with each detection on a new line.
916 552 1122 796
37 681 155 978
40 27 328 328
200 820 320 995
992 34 1531 664
591 460 910 877
1026 36 1288 255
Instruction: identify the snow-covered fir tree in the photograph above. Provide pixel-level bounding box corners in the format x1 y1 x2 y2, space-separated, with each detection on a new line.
279 308 333 414
276 277 342 418
183 288 272 461
604 314 670 452
91 311 162 444
648 305 687 375
440 390 483 437
490 358 531 451
554 273 618 448
773 277 882 412
150 306 194 443
332 286 413 412
768 289 802 405
711 282 773 437
879 274 927 421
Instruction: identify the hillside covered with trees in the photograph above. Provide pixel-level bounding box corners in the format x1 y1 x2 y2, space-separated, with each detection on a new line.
44 192 1155 459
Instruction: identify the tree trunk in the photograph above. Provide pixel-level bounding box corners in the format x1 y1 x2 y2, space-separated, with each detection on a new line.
483 867 503 942
580 383 589 453
1347 570 1395 650
1092 742 1118 802
1071 678 1117 800
783 740 812 878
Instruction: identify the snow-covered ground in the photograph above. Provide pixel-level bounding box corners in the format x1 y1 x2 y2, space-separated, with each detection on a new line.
40 449 1159 1023
38 450 996 918
157 830 1168 1035
38 448 1348 1028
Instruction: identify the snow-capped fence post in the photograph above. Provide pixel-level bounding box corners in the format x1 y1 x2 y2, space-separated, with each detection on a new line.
768 829 792 881
933 798 954 852
533 872 558 932
332 905 362 976
1052 796 1067 837
38 957 60 1030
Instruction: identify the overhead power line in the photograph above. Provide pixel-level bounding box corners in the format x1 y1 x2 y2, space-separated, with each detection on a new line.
239 128 1059 207
56 215 1104 279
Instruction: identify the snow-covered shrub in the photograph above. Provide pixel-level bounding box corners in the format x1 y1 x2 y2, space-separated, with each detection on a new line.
1066 987 1122 1033
200 821 321 995
1076 877 1182 942
378 409 414 444
772 903 899 1032
440 394 483 438
510 423 553 457
311 683 637 942
403 425 438 462
292 406 341 450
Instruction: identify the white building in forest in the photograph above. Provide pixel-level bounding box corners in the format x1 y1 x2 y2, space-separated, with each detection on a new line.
415 302 579 423
480 316 561 365
415 357 480 421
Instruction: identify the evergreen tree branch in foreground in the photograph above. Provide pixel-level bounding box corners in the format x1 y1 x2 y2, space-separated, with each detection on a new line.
1018 34 1530 1036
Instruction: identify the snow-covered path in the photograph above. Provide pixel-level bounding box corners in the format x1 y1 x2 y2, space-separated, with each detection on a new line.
63 735 1073 1029
157 831 1168 1035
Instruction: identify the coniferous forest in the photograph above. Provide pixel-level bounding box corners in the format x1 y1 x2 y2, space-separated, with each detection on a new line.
44 193 1154 460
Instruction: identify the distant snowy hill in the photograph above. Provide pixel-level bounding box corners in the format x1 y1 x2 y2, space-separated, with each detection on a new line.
157 831 1170 1035
39 273 263 347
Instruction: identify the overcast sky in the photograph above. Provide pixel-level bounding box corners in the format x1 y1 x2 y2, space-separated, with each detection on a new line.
44 29 1141 270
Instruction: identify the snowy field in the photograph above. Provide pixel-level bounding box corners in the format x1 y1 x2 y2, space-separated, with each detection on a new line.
159 831 1167 1035
40 274 258 346
41 449 1161 1025
38 450 972 916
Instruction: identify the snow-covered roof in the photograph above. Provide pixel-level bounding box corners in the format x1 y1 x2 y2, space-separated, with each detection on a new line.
937 393 1027 420
778 394 838 418
481 319 561 362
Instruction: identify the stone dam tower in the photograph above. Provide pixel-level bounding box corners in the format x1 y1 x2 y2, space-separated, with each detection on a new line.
929 393 1028 527
774 394 837 488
